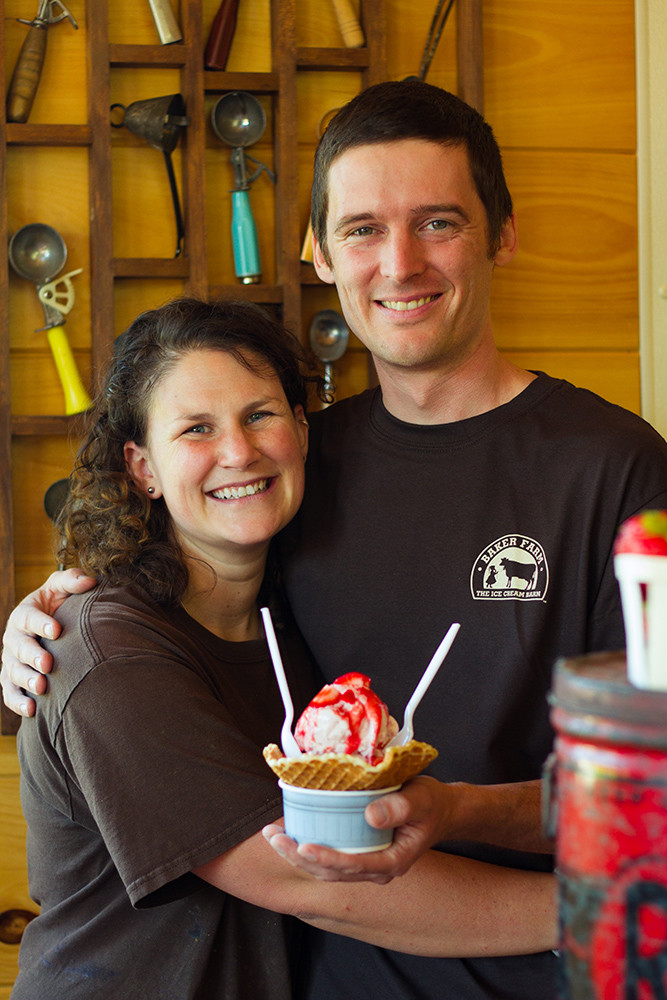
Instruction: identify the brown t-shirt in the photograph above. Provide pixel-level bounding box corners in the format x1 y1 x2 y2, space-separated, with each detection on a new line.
14 580 320 1000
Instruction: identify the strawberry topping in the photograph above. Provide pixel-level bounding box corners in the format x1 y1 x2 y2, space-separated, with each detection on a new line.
615 511 667 557
294 672 394 764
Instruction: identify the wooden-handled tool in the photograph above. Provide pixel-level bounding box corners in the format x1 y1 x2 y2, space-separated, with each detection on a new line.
205 0 241 70
331 0 365 48
6 0 78 124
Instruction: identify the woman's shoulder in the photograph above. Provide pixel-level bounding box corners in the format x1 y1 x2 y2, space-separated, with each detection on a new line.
50 579 183 663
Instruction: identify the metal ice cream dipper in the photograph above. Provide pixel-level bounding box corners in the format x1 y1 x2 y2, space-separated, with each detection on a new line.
211 91 276 284
8 222 91 414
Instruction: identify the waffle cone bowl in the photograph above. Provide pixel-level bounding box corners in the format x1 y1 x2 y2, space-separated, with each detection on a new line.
263 739 438 791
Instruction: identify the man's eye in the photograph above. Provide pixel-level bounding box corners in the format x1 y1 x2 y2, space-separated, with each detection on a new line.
350 225 375 237
427 219 451 231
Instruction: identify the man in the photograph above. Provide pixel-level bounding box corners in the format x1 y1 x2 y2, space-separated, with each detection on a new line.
5 81 667 998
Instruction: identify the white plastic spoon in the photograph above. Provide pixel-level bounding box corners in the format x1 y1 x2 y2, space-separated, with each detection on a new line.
387 622 461 747
260 606 302 756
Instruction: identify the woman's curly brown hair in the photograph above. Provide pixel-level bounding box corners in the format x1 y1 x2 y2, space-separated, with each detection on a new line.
57 297 324 606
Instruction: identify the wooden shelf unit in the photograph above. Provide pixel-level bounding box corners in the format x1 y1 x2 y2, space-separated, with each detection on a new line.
1 0 482 733
0 0 389 733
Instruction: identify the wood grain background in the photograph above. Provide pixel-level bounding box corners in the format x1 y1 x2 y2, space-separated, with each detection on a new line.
0 1 639 991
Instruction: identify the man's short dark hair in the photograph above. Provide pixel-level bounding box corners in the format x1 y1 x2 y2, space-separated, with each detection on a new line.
311 80 513 262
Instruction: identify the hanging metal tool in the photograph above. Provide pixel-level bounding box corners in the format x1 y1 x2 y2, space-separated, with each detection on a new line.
211 91 276 284
309 309 349 405
110 94 189 258
410 0 455 82
8 223 91 415
6 0 78 123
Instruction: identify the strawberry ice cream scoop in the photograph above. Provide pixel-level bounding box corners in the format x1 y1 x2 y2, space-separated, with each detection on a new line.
614 510 667 556
295 672 399 765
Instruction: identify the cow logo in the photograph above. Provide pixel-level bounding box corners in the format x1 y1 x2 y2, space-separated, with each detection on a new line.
470 534 549 601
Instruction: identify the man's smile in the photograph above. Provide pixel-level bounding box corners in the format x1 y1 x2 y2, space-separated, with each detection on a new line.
378 295 440 311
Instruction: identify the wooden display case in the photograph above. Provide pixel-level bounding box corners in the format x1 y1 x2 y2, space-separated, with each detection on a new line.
0 0 482 734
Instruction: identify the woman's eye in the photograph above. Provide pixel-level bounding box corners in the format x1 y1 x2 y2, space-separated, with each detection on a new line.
247 410 272 424
186 424 209 434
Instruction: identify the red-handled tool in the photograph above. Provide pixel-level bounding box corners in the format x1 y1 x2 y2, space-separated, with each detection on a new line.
205 0 241 70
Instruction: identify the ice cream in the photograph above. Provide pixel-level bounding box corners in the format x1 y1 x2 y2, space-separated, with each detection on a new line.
614 510 667 557
263 673 438 791
614 510 667 690
295 672 399 764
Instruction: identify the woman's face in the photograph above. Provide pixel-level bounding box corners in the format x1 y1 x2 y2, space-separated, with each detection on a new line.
124 348 308 567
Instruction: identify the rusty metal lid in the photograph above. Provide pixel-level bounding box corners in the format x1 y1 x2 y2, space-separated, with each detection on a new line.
549 651 667 748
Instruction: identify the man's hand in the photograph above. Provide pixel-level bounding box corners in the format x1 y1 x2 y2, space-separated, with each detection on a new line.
263 777 445 883
1 569 97 716
262 774 554 882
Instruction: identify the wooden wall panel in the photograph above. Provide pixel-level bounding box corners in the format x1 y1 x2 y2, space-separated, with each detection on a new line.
503 350 641 414
0 737 33 993
0 0 643 985
12 437 81 587
492 149 638 351
3 0 641 597
483 0 636 150
10 352 92 417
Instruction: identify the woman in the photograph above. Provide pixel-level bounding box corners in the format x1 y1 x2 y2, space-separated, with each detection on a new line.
11 298 556 1000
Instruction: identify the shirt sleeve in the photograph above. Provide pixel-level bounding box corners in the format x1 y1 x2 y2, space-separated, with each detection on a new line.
57 652 283 908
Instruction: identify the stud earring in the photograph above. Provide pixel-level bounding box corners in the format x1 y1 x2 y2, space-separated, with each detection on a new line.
147 487 155 495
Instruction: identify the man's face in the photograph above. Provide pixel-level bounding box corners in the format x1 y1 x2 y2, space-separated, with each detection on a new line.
313 139 516 378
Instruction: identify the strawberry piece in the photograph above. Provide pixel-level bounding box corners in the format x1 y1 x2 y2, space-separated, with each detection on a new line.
615 510 667 556
334 672 372 687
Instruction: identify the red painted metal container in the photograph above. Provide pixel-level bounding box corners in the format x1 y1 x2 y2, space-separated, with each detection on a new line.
547 651 667 999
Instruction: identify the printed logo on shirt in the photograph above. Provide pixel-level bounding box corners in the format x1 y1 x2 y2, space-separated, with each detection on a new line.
470 535 549 601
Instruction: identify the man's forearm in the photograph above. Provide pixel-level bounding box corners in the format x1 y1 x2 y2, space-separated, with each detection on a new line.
441 778 553 854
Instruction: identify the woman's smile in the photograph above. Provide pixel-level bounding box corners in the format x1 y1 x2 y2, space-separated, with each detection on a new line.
124 348 308 564
208 477 272 501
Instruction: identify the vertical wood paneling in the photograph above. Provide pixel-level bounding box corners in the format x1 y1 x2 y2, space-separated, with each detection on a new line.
0 4 642 986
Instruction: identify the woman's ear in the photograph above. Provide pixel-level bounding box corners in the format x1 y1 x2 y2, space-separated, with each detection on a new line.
124 441 161 498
